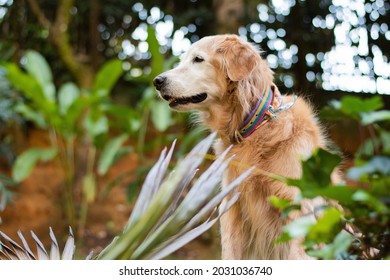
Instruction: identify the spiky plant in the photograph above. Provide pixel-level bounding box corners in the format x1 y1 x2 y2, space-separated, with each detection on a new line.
0 133 253 260
0 227 79 260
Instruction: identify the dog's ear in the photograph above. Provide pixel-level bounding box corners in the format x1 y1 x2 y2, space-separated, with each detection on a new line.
218 36 259 81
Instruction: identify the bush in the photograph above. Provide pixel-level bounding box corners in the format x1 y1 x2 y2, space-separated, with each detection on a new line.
274 95 390 259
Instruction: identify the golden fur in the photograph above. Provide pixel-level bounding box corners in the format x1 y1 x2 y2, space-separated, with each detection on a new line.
154 34 331 259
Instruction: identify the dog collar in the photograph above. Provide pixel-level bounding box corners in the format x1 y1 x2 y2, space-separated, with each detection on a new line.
239 86 297 138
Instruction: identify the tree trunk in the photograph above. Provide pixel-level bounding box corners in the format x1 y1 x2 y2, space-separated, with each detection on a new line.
89 0 101 73
213 0 244 34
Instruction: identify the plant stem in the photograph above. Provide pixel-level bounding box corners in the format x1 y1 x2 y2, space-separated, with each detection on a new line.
79 146 96 238
367 124 379 155
137 106 150 163
65 180 76 229
64 137 76 229
49 128 76 229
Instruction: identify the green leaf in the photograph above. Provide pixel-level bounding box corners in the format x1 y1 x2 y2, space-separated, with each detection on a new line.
92 59 123 97
139 87 156 109
312 186 356 205
361 110 390 125
24 50 55 101
0 175 16 212
147 26 164 78
15 103 47 128
330 231 354 257
352 190 387 213
307 208 342 243
2 63 46 105
281 204 302 220
282 215 314 239
319 106 345 121
268 196 301 220
98 134 129 175
371 176 390 196
287 149 341 190
61 95 91 136
340 96 383 117
307 231 353 259
58 82 80 115
2 62 57 119
150 100 172 132
82 174 96 203
268 195 292 210
381 131 390 154
24 50 53 85
42 83 56 103
83 113 109 137
0 186 13 211
12 148 58 182
0 174 15 187
355 138 381 159
347 156 390 180
104 104 141 133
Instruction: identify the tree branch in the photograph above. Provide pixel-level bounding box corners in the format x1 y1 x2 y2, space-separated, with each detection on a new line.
26 0 51 29
55 0 73 30
89 0 101 71
26 0 94 88
50 0 84 85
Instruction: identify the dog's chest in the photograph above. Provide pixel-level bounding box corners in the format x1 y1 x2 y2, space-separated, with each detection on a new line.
214 137 299 259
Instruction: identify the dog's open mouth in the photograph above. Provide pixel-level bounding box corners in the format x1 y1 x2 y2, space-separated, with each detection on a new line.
162 93 207 107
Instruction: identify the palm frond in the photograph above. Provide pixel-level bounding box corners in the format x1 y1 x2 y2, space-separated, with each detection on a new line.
0 133 253 260
0 227 75 260
97 132 253 260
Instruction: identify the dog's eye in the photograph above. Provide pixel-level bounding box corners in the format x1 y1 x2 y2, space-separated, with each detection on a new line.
193 56 204 63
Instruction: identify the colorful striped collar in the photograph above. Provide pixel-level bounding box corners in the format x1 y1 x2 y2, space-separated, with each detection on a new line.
239 87 274 138
239 86 297 139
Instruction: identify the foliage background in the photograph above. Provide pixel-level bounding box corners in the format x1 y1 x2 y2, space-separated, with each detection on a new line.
0 0 389 259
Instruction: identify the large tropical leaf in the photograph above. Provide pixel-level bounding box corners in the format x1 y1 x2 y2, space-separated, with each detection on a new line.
58 82 80 115
24 50 55 102
12 147 58 183
1 63 47 108
92 59 123 97
150 100 173 132
147 25 164 78
98 134 130 176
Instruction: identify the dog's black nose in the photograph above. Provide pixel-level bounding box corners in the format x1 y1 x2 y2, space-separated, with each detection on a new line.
153 75 167 90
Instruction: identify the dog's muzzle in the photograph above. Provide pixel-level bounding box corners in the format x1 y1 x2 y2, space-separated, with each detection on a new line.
153 75 208 107
161 93 207 107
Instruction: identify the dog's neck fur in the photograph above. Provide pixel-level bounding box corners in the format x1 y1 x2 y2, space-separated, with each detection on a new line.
198 61 274 144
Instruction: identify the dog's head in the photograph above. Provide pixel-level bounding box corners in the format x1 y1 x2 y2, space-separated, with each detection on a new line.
153 35 271 112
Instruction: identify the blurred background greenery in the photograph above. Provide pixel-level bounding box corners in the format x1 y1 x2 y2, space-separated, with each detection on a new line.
0 0 389 259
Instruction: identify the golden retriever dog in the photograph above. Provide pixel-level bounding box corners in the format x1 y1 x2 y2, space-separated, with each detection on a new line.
153 34 331 259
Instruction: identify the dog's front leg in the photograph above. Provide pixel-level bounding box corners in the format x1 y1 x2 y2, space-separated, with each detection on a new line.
220 203 245 259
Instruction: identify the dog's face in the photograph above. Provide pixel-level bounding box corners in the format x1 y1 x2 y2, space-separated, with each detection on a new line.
153 35 260 112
